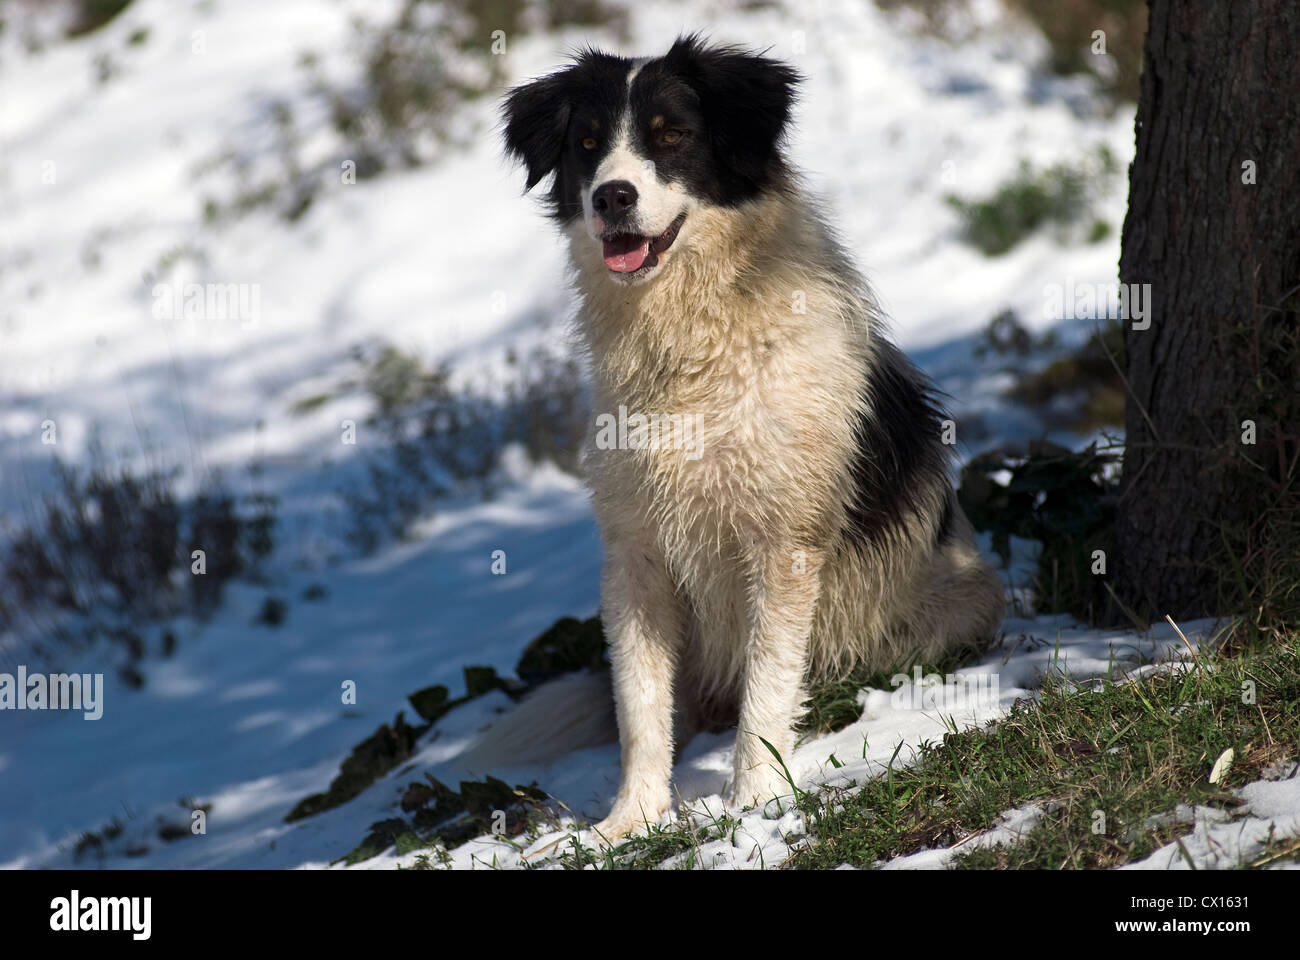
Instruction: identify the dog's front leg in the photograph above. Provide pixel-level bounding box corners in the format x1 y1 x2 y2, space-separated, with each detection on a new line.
728 547 820 810
592 541 683 842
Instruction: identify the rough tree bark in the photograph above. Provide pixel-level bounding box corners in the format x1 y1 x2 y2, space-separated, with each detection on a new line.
1115 1 1300 625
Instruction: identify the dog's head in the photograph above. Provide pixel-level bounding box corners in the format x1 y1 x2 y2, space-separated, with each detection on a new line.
502 34 800 284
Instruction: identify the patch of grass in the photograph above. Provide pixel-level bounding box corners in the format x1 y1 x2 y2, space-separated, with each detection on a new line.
788 633 1299 869
552 802 748 871
1244 832 1300 870
4 460 180 619
946 147 1118 256
340 348 496 553
800 644 985 739
341 342 590 553
501 344 591 476
801 668 879 737
1086 218 1112 243
0 453 277 680
402 847 454 870
385 624 1297 871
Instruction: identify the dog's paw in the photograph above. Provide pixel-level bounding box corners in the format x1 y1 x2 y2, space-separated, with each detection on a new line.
590 794 671 847
588 816 648 848
726 764 793 812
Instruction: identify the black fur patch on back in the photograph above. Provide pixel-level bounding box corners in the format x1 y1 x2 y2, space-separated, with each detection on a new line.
842 344 953 551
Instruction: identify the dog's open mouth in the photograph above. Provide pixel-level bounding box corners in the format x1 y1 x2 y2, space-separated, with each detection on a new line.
602 212 687 274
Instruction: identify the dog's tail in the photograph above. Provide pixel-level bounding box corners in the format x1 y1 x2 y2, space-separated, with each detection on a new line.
458 669 617 770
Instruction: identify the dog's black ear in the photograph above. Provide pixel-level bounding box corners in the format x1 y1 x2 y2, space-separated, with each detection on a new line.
502 71 573 191
665 34 801 198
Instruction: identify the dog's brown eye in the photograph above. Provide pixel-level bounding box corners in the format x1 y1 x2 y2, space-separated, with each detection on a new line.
662 129 684 144
581 136 598 151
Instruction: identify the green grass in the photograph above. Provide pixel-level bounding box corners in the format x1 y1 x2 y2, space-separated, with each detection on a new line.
550 802 750 871
800 646 985 740
788 631 1299 869
409 627 1300 870
347 624 1298 871
519 627 1297 870
945 148 1118 256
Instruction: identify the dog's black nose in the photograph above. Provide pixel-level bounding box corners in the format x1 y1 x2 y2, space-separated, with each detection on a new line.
592 180 638 221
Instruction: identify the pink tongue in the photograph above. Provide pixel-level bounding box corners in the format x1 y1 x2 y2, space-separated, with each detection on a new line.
603 235 649 273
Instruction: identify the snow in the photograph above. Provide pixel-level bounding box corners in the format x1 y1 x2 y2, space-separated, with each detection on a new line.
1124 776 1300 871
879 804 1045 871
2 0 1296 871
355 615 1219 871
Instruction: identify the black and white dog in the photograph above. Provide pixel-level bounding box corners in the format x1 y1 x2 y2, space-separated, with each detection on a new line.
485 35 1003 840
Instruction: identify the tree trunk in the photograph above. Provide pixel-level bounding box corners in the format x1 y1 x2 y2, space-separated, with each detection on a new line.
1115 1 1300 626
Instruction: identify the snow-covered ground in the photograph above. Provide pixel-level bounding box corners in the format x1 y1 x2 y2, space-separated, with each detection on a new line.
2 0 1296 870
